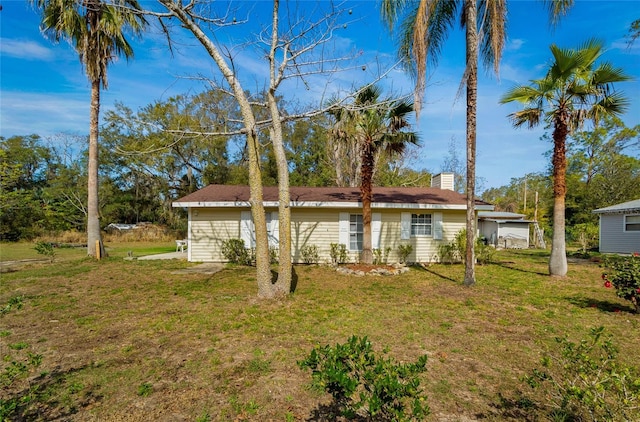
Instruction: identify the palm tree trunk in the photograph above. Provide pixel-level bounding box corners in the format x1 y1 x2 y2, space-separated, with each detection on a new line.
549 117 568 276
360 138 374 264
463 0 477 286
87 79 103 258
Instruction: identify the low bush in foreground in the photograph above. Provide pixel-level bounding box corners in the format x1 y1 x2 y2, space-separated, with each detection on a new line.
523 326 640 421
298 335 429 421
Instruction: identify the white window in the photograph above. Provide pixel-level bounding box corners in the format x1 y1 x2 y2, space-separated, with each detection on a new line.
411 213 432 236
625 215 640 232
350 214 363 251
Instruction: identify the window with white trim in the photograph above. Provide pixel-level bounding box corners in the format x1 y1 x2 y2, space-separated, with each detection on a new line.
350 214 363 251
625 214 640 232
411 213 432 236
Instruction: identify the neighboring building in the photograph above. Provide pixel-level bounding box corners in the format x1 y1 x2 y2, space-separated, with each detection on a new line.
172 174 494 264
477 211 532 249
593 199 640 254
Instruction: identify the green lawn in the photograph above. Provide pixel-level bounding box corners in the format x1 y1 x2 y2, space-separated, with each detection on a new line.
1 248 638 421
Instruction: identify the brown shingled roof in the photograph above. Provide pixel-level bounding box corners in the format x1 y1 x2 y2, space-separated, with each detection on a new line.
174 185 492 207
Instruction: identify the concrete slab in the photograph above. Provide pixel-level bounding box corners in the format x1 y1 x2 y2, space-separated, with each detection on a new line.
137 252 188 260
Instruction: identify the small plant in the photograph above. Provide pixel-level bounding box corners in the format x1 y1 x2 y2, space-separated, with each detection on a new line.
437 229 494 265
569 222 599 254
298 335 429 421
137 382 153 397
329 243 348 265
397 244 413 264
373 247 392 265
523 326 640 421
34 241 55 263
268 246 279 264
0 296 24 316
221 239 252 265
300 244 319 264
602 253 640 313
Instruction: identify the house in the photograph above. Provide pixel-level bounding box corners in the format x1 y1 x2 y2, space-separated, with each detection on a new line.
172 173 494 264
477 211 532 249
593 199 640 254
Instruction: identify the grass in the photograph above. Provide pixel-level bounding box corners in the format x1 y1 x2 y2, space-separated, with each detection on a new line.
0 247 638 421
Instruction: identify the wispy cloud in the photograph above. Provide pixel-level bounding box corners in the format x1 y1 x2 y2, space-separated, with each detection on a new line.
506 38 525 52
0 38 55 61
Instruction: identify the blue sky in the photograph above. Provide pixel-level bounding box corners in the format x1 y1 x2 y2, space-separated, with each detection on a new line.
1 0 639 190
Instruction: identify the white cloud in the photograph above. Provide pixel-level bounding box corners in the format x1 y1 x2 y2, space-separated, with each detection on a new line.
0 38 55 61
506 38 525 52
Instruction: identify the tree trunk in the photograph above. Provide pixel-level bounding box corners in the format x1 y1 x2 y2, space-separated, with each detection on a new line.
267 0 292 295
463 0 477 287
87 80 103 258
549 117 568 277
159 0 273 296
360 138 374 264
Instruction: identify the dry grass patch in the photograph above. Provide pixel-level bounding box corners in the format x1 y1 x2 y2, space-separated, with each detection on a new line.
1 249 638 421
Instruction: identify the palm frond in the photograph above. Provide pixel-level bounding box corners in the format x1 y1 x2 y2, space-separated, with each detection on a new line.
507 108 543 129
478 0 506 76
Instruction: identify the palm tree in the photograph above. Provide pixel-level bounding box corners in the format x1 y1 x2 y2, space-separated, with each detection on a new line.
333 86 419 264
33 0 147 258
381 0 574 285
381 0 505 285
500 39 630 276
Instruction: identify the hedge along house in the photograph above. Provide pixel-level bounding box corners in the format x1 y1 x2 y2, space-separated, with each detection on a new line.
593 199 640 254
172 173 494 264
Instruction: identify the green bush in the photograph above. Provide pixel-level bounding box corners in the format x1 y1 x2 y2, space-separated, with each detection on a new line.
373 247 391 265
300 245 319 264
298 335 429 421
330 243 348 265
602 254 640 313
221 239 252 265
524 326 640 421
34 241 55 263
569 222 599 253
269 246 279 265
438 229 494 265
397 244 413 264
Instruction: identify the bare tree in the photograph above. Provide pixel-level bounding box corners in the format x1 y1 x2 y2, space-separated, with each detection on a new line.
136 1 389 298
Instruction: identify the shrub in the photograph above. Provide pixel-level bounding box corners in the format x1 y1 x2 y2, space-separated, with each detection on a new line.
221 239 252 265
437 229 494 265
523 326 640 421
569 222 599 253
269 246 279 264
300 245 319 264
602 254 640 313
298 335 429 421
397 244 413 264
34 241 55 263
373 247 391 265
330 243 348 265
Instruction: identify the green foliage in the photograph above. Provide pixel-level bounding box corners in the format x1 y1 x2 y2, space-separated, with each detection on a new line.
298 335 429 421
373 247 391 265
269 246 279 265
221 239 252 265
397 244 413 264
524 327 640 421
602 254 640 313
568 222 599 253
34 241 56 262
330 243 348 265
300 244 319 264
137 382 153 397
438 229 495 265
0 296 24 316
0 340 43 421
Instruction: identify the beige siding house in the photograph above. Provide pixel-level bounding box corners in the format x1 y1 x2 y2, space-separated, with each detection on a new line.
172 175 493 264
593 199 640 254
